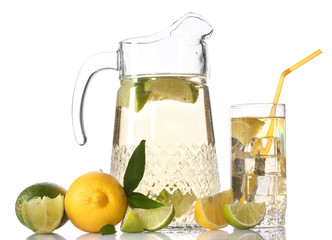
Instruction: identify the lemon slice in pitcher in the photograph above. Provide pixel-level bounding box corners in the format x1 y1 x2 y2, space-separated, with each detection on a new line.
144 77 199 103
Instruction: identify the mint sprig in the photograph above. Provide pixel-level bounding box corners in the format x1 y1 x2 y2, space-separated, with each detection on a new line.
123 140 164 209
99 224 116 235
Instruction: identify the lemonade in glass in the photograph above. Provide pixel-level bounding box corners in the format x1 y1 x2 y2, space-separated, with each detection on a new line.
231 103 286 227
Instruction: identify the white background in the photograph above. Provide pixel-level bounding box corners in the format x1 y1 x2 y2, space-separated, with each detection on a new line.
1 0 331 239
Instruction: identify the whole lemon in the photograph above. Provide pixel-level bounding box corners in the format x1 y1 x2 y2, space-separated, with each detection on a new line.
65 171 127 233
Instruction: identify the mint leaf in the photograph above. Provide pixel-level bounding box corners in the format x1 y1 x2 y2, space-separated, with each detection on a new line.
123 140 163 209
127 192 165 209
99 224 116 235
123 140 146 193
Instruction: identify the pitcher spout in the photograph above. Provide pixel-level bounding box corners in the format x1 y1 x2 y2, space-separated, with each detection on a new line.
119 13 213 78
122 12 213 44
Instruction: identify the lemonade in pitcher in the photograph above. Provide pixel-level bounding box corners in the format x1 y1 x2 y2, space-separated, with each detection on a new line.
111 75 220 227
72 13 221 229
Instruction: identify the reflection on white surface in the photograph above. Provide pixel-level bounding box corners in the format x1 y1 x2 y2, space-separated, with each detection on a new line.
120 232 170 240
77 233 116 240
76 232 170 240
253 227 286 240
227 230 264 240
227 228 286 240
196 230 228 240
26 227 286 240
27 233 66 240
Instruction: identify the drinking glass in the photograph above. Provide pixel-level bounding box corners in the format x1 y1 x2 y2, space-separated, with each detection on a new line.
230 103 286 227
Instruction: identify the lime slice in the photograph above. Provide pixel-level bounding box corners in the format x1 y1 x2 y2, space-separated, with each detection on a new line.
231 118 265 145
117 79 151 112
156 189 196 218
120 207 144 233
135 79 151 112
223 202 266 229
144 77 199 103
116 80 134 109
133 205 175 231
227 230 264 240
21 195 65 234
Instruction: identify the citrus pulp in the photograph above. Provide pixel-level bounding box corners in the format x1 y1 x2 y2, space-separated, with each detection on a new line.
194 189 234 229
15 182 68 232
223 202 266 229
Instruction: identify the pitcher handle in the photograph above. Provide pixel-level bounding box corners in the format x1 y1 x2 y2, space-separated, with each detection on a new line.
72 51 119 145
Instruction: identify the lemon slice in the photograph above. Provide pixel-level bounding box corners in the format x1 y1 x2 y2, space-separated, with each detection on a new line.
223 202 266 229
231 118 265 145
144 77 199 103
21 195 64 234
120 207 144 233
133 205 175 231
194 189 234 230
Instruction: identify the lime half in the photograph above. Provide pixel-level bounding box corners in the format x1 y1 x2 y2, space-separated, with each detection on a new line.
120 207 144 233
22 195 65 234
133 205 175 231
15 182 68 231
223 202 266 229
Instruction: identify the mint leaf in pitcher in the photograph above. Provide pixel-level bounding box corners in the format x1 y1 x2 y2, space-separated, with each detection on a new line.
123 140 146 193
123 140 164 209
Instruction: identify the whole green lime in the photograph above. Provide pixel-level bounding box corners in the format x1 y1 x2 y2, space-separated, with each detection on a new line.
15 182 68 229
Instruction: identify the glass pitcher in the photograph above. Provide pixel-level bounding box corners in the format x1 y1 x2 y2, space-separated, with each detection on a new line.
72 13 220 228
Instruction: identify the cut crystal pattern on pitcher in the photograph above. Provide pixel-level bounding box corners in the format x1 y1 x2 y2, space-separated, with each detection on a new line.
111 143 220 225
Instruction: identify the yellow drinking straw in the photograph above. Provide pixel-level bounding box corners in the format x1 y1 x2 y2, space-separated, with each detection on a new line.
240 50 322 203
254 49 322 156
273 49 322 106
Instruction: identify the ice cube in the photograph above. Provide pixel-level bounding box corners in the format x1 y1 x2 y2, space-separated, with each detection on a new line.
256 176 271 196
